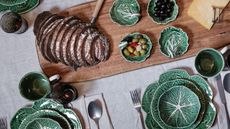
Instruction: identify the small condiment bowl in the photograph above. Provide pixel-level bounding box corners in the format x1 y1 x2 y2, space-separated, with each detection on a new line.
195 48 224 78
119 32 153 63
159 26 189 58
109 0 141 26
147 0 179 24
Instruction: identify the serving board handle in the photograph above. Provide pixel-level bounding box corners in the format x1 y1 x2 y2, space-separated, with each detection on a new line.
91 0 104 23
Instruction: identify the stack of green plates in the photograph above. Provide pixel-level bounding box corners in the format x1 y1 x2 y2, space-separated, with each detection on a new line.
142 69 216 129
10 98 82 129
0 0 39 14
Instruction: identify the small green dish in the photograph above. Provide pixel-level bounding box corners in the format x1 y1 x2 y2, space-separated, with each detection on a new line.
110 0 141 26
159 26 189 58
195 48 225 78
0 0 39 14
25 118 62 129
147 0 179 24
0 0 26 6
119 32 153 63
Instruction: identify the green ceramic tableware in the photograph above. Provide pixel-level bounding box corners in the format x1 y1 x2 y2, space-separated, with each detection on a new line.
19 72 60 101
110 0 140 26
10 107 36 129
32 98 82 129
195 48 224 78
142 69 216 129
0 0 39 14
159 26 189 58
19 109 71 129
119 32 153 63
147 0 179 24
0 0 26 6
151 79 203 129
25 118 62 129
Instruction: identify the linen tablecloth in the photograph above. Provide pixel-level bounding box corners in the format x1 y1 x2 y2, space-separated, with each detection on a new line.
0 0 229 129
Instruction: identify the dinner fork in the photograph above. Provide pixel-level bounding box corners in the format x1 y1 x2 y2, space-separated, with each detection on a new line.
0 117 7 129
130 89 146 129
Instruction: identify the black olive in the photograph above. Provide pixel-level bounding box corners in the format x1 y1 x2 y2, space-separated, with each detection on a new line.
160 10 164 14
154 13 160 17
167 8 171 13
124 36 132 42
156 1 163 6
161 4 166 9
154 7 159 11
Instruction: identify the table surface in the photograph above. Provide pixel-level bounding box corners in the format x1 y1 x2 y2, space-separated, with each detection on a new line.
0 0 229 129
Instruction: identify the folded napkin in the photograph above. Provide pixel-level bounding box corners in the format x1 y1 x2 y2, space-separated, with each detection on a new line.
72 93 113 129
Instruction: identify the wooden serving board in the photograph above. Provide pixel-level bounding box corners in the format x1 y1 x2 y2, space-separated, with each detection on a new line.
37 0 230 82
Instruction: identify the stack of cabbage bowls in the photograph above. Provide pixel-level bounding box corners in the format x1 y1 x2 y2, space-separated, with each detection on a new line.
142 69 216 129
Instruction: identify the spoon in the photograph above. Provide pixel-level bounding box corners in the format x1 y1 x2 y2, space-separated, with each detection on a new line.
224 73 230 93
88 100 103 129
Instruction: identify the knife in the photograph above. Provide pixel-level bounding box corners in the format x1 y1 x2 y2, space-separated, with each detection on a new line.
216 74 230 129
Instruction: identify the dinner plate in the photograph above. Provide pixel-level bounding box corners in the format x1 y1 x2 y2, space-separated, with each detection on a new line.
25 118 62 129
142 69 216 129
32 98 82 129
19 109 71 129
10 107 36 129
0 0 26 6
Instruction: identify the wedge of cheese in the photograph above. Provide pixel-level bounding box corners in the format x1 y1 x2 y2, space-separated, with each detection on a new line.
188 0 229 29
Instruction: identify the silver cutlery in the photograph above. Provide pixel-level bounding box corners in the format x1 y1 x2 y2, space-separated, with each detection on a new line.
216 75 230 129
88 99 103 129
130 89 146 129
0 117 7 129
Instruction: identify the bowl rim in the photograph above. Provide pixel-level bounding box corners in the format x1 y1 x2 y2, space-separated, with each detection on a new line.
194 48 225 78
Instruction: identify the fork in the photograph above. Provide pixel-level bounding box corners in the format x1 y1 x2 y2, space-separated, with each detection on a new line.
0 117 7 129
130 89 146 129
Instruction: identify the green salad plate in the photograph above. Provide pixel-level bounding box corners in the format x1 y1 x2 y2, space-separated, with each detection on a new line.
159 26 189 58
142 69 216 129
19 109 71 129
25 118 62 129
147 0 179 24
0 0 39 14
32 98 82 129
110 0 140 26
11 98 82 129
119 32 153 63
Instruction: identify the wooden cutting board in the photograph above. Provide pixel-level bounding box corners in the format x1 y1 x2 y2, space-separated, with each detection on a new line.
36 0 230 82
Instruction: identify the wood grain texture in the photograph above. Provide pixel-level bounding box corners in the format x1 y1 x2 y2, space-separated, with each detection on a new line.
36 0 230 82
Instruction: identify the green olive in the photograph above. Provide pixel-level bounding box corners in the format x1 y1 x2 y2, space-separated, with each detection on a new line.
132 38 139 43
139 38 147 44
123 49 130 56
140 49 147 56
142 44 148 49
127 46 134 53
134 50 141 56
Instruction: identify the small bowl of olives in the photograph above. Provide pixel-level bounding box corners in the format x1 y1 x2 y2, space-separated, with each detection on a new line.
147 0 179 24
119 32 153 63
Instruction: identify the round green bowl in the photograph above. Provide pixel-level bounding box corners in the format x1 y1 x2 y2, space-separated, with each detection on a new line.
110 0 141 26
147 0 179 24
159 26 189 58
195 48 224 78
119 32 153 63
25 118 62 129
